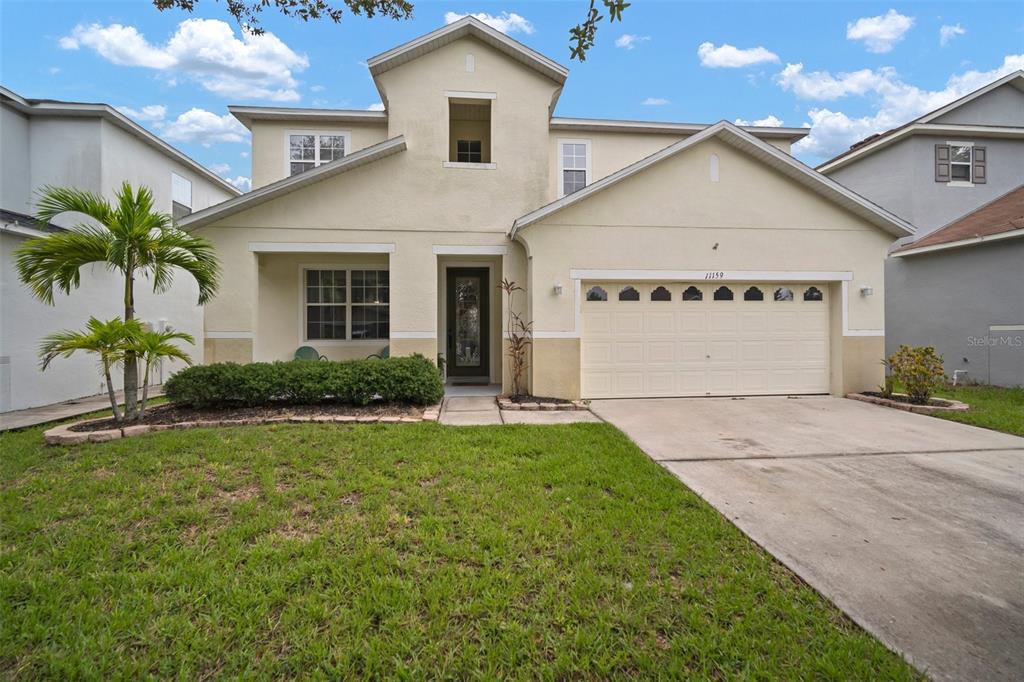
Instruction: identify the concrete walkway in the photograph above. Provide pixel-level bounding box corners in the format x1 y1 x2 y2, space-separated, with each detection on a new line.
439 397 602 426
593 396 1024 682
439 396 503 425
1 386 164 431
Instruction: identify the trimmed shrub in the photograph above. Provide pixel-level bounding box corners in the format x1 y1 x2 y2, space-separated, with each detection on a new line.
887 345 945 404
165 354 444 409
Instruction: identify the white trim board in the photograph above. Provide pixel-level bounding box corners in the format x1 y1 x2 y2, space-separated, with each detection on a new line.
391 331 436 339
443 90 496 100
432 245 508 255
840 281 884 337
249 242 395 254
891 229 1024 258
206 331 254 339
569 269 854 282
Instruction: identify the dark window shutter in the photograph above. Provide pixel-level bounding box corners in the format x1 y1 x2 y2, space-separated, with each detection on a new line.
934 144 950 182
973 146 987 184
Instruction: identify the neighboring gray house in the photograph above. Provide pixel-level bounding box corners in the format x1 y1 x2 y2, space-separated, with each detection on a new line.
820 71 1024 386
0 86 240 413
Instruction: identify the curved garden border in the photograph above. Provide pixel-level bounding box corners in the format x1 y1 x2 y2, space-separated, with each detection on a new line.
44 405 442 446
498 399 589 412
847 392 969 415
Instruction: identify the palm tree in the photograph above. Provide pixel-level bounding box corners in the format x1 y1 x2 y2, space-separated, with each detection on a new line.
130 327 195 418
40 317 140 423
15 183 220 421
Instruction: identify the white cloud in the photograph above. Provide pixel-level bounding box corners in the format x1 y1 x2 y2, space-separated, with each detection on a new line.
788 54 1024 159
60 19 308 102
734 115 784 127
641 97 670 106
444 11 533 35
48 66 61 75
776 63 892 101
309 84 325 92
116 104 168 123
240 151 250 158
225 176 251 192
161 108 249 147
615 34 650 50
366 102 385 111
939 24 966 47
697 42 779 68
846 9 914 53
209 162 231 175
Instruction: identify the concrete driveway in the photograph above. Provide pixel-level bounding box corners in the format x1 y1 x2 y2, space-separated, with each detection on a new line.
591 396 1024 682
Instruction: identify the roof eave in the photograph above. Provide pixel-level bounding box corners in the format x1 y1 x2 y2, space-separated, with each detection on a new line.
228 105 389 130
513 121 914 239
891 228 1024 257
179 135 407 231
550 116 810 140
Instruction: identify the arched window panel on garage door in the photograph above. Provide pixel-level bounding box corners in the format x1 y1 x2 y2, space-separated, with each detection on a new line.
803 286 824 301
682 285 703 301
713 286 734 301
586 285 608 302
650 286 672 301
743 286 764 301
774 287 794 302
618 285 640 301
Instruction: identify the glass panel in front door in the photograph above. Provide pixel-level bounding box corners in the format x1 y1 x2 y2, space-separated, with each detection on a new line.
454 276 482 368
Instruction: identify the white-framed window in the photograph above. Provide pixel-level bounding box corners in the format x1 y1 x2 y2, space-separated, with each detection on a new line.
287 131 351 177
171 172 192 220
302 268 389 341
558 138 591 197
949 144 973 182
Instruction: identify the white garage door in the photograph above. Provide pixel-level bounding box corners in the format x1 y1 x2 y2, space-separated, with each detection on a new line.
581 282 830 398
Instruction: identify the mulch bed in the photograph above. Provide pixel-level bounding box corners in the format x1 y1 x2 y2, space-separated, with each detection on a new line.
70 402 423 432
507 395 573 405
847 392 969 414
860 392 959 408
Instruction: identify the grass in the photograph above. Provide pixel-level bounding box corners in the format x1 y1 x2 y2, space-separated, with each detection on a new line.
928 383 1024 436
1 420 918 679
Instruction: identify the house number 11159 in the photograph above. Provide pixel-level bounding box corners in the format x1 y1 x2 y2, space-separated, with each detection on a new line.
704 271 725 279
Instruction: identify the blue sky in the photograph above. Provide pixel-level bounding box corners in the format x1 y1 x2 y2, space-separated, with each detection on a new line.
2 0 1021 188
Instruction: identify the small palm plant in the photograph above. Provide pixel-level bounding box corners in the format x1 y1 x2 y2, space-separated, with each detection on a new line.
40 318 139 423
131 328 195 418
16 183 219 421
499 278 533 397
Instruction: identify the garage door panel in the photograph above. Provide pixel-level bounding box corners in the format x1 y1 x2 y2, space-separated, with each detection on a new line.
581 281 830 399
646 341 675 364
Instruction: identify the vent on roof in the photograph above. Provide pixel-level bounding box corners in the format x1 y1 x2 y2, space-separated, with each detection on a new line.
849 133 883 150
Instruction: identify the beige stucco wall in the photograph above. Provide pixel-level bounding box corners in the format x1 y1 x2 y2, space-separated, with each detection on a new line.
249 120 389 189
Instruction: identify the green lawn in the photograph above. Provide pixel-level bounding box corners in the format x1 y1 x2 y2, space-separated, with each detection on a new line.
1 421 917 679
930 384 1023 436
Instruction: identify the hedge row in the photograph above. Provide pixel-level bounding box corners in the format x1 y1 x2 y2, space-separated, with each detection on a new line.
164 355 444 408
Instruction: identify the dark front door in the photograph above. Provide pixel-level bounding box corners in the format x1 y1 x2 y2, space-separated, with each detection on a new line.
446 268 489 379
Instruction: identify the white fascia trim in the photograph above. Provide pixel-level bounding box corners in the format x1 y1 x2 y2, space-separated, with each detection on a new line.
0 223 51 239
249 242 396 253
444 90 496 100
206 331 254 339
841 281 884 337
990 324 1024 332
549 117 810 140
391 331 437 339
229 105 387 130
569 269 854 282
442 161 497 170
891 229 1024 257
432 245 509 255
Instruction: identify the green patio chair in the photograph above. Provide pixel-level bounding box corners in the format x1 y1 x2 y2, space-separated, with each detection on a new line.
294 346 327 361
366 345 390 360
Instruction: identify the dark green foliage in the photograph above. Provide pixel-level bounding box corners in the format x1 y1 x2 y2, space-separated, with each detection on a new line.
165 354 443 408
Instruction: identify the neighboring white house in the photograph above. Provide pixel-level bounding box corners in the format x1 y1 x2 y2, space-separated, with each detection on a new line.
0 86 240 413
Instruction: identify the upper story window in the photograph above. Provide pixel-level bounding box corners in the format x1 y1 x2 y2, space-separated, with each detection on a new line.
447 96 492 166
171 172 192 220
935 143 986 185
288 132 350 176
559 139 591 197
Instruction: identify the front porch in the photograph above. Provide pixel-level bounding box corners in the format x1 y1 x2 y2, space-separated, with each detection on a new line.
202 240 527 394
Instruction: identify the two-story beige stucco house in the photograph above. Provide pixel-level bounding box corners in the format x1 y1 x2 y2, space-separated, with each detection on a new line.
181 17 915 400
